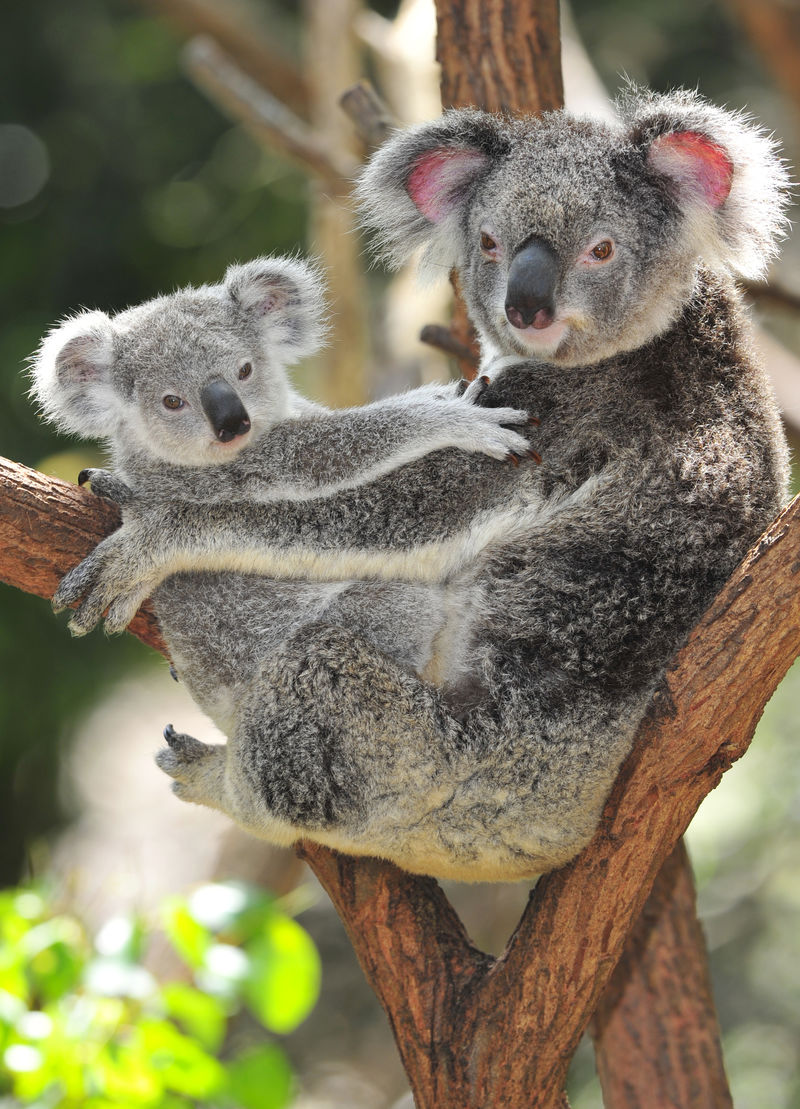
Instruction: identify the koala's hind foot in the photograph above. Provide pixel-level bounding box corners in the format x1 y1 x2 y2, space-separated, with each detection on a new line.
156 724 227 808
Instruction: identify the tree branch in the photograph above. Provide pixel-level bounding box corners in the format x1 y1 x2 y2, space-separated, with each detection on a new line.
183 36 358 192
591 839 732 1108
435 0 563 114
339 80 397 152
134 0 310 116
5 456 795 1105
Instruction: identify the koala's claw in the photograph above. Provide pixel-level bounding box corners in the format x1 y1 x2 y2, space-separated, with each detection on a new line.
156 729 227 807
104 587 150 635
78 468 134 504
465 375 491 405
52 550 102 616
506 446 542 467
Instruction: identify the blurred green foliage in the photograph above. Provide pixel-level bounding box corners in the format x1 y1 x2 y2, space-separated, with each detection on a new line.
0 880 320 1108
0 0 309 881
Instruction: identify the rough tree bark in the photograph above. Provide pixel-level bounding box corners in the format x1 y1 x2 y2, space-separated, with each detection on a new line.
591 840 733 1108
3 453 799 1109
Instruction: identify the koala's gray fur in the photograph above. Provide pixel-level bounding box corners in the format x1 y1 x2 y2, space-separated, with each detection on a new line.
44 89 790 881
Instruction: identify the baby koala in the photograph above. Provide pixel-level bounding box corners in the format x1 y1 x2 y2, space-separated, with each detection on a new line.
32 255 532 737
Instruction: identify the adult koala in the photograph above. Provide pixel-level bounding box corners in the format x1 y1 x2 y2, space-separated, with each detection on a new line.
53 89 790 880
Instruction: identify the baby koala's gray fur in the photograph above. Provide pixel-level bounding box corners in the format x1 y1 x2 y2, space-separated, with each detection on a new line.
44 89 790 881
32 253 532 785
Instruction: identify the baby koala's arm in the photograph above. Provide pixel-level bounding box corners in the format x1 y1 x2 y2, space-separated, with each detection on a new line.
235 382 536 501
56 441 529 636
119 380 535 505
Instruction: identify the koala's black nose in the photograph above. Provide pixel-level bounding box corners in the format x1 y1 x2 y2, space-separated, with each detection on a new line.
505 236 559 330
200 379 251 443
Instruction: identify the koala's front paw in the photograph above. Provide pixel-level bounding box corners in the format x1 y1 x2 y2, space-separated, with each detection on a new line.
52 523 160 636
78 468 134 505
156 725 227 807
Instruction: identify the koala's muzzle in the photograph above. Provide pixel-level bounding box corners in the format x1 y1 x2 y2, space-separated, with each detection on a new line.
200 379 252 443
505 237 559 330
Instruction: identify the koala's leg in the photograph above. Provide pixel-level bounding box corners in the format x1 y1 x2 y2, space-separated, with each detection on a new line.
216 621 641 879
220 622 456 850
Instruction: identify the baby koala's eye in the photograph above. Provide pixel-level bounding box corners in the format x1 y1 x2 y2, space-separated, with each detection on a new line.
163 394 185 410
480 231 499 256
238 362 253 381
590 240 614 261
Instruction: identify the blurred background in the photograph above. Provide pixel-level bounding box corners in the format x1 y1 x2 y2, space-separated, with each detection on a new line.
0 1 799 1106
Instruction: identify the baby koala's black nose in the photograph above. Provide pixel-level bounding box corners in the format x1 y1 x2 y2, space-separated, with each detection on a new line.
200 378 251 443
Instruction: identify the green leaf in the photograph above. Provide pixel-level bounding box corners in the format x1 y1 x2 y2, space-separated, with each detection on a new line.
136 1019 226 1098
161 983 226 1052
225 1044 293 1109
162 901 211 970
94 916 145 964
186 883 273 940
243 916 320 1034
22 919 87 1003
83 958 156 1000
89 1040 164 1104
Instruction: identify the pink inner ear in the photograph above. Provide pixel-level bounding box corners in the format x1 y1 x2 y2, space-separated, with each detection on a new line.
649 131 734 209
407 147 489 223
258 288 288 315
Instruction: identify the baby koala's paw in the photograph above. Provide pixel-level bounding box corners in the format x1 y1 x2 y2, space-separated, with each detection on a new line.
461 375 542 465
78 468 134 505
156 724 227 808
447 379 539 464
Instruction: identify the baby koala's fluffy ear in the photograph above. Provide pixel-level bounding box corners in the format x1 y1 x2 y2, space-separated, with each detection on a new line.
30 310 119 439
355 110 509 277
224 256 327 365
619 86 792 279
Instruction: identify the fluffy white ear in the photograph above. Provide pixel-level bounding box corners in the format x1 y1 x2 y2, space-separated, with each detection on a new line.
30 310 119 438
620 87 792 279
224 256 327 365
355 110 507 275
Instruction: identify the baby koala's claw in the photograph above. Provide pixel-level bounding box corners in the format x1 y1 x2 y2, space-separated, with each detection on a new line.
506 447 542 467
78 468 134 505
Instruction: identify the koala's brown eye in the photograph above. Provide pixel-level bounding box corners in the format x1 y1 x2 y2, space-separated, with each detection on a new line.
238 362 253 381
163 395 184 410
590 240 614 261
480 231 498 254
